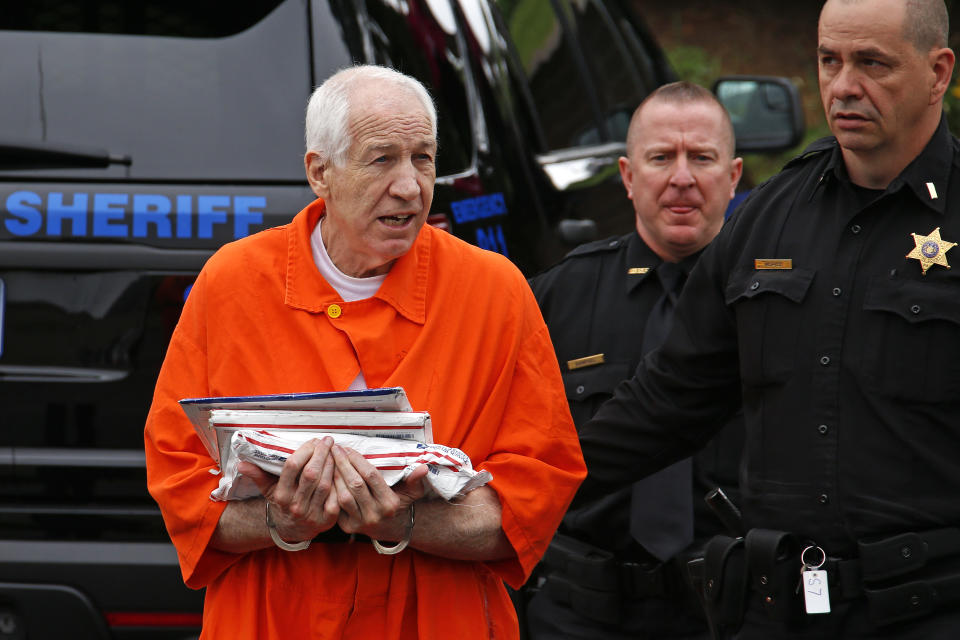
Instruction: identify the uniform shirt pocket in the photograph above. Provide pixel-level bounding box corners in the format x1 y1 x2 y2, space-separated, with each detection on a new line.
562 363 631 428
724 267 816 386
862 276 960 402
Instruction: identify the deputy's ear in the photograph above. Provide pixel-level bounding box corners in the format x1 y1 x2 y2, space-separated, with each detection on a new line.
618 156 634 200
929 47 956 105
305 151 330 198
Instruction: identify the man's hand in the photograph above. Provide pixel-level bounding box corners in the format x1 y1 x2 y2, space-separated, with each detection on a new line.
243 436 341 542
331 444 428 541
211 436 341 552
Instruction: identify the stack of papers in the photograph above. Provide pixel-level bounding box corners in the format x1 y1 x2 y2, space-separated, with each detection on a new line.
178 388 491 502
179 387 430 466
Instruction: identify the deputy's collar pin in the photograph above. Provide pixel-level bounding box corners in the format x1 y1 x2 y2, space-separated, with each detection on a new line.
906 227 956 275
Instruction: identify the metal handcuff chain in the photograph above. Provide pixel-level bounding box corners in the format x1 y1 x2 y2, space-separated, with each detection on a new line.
372 502 416 555
265 501 311 552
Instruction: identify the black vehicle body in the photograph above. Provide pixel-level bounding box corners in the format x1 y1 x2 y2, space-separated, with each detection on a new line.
0 1 800 638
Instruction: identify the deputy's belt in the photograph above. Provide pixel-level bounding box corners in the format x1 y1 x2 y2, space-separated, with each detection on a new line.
540 533 675 597
701 526 960 628
829 528 960 626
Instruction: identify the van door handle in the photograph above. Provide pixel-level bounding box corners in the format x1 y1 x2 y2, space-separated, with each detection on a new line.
0 139 131 170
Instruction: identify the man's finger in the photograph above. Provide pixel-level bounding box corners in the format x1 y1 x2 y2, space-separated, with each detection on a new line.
339 445 396 506
289 437 334 514
237 461 279 499
273 437 324 505
304 450 336 521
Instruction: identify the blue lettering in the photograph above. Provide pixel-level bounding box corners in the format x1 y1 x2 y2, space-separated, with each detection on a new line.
5 191 43 236
234 196 265 239
451 193 507 224
197 195 230 239
475 224 509 256
176 195 192 239
92 193 129 237
495 224 509 257
132 194 172 238
47 192 88 236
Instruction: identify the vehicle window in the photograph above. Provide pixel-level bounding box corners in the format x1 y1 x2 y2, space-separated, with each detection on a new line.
0 0 325 182
330 0 475 176
567 0 645 143
495 0 601 151
0 1 282 37
0 269 194 540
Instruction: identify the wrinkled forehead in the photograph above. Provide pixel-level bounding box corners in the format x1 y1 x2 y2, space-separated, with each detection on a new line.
819 0 909 46
634 101 732 153
348 88 436 149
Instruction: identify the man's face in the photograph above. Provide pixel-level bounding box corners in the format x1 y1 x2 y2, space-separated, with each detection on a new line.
306 83 436 278
619 100 742 263
818 0 938 160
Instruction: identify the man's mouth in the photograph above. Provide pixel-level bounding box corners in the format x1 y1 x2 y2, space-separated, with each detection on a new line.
666 204 697 214
836 112 868 121
380 214 415 227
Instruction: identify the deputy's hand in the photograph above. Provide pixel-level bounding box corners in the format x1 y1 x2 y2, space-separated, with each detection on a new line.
331 444 428 541
239 436 340 542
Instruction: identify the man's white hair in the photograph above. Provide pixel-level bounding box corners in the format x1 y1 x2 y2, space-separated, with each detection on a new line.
304 65 437 167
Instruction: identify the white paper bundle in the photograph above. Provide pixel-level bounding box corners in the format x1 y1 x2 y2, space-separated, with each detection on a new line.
211 429 492 502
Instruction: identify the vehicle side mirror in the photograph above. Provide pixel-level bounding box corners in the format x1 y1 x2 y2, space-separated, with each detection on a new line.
713 76 805 153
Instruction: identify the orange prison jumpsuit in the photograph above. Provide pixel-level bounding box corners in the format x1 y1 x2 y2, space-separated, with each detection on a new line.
144 199 585 639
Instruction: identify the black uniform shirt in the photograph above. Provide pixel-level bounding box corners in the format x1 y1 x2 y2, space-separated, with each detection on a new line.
530 233 743 553
576 117 960 556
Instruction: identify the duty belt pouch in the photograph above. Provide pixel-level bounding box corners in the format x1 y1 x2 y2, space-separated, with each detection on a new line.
541 533 618 591
745 529 804 624
702 534 747 628
857 528 960 627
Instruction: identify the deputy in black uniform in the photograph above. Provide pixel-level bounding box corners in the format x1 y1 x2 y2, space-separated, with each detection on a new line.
525 82 745 639
574 0 960 638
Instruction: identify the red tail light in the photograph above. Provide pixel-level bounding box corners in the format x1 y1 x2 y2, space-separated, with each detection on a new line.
106 612 203 628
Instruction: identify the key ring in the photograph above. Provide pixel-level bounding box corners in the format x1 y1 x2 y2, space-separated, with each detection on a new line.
800 545 826 569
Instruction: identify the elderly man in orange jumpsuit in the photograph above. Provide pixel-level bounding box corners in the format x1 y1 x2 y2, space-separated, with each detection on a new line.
144 65 585 640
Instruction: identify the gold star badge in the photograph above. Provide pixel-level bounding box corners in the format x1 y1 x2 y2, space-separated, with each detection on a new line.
906 227 956 275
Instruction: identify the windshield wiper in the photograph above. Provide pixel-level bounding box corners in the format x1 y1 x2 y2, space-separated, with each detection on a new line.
0 140 131 170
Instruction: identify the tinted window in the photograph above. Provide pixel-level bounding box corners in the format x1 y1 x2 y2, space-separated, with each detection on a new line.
0 0 282 37
568 0 644 143
0 269 194 540
0 0 336 182
329 0 475 176
496 0 600 151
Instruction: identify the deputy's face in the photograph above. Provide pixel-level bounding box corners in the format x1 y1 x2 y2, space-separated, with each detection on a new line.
818 0 937 160
308 83 436 278
619 100 742 263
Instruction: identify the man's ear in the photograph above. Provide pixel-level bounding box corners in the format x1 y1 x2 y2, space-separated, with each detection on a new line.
305 151 330 198
618 156 634 200
929 47 956 105
729 157 744 199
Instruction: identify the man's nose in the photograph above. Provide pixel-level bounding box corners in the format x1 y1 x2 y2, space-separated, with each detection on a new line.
390 161 422 200
669 156 695 188
829 63 864 101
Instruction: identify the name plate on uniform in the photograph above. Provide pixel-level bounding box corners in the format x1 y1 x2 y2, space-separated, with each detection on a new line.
567 354 605 370
754 259 793 270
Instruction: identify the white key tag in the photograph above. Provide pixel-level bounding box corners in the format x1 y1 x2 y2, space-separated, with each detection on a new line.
800 545 831 614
